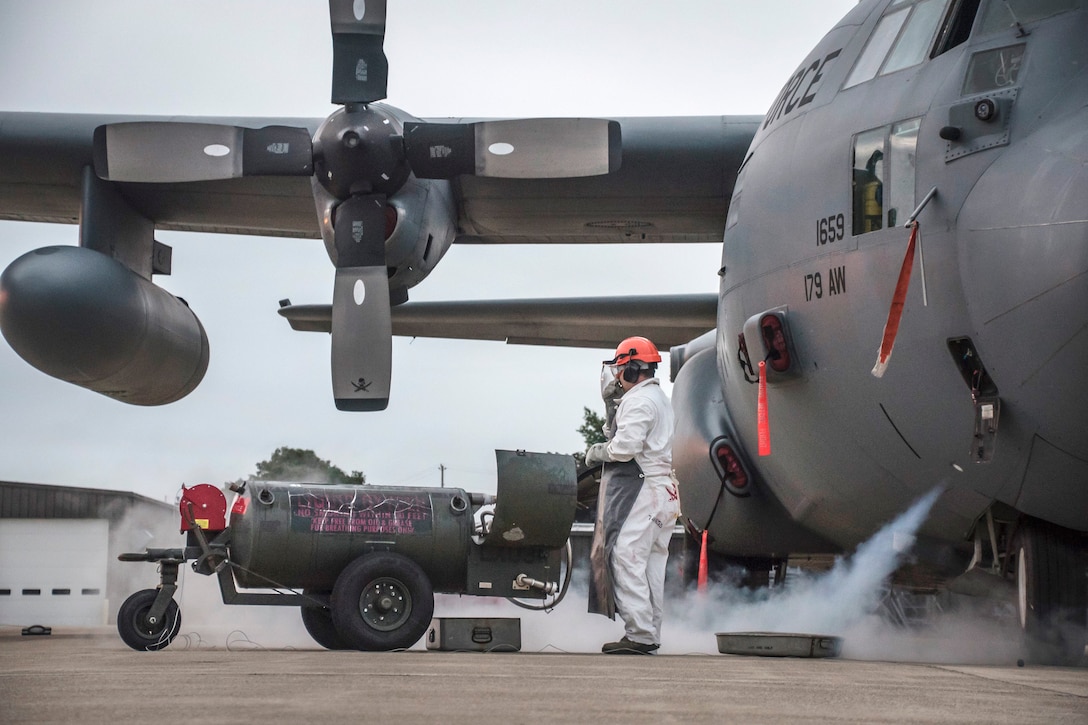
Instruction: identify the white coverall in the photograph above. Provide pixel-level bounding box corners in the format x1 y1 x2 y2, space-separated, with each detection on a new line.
600 377 679 646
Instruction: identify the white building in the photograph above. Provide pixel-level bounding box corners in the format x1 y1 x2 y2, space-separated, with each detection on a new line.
0 481 177 628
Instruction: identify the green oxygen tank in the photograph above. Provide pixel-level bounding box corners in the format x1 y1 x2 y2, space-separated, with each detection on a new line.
227 450 576 595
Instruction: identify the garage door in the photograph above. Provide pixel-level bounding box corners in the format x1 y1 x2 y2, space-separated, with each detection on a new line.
0 519 109 627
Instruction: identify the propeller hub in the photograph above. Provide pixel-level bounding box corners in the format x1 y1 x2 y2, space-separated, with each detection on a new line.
314 104 410 200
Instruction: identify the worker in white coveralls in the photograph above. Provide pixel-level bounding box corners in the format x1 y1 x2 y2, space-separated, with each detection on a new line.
584 336 680 654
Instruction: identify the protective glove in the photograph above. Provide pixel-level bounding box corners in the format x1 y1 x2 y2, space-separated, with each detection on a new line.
584 442 610 467
602 377 623 433
602 375 624 403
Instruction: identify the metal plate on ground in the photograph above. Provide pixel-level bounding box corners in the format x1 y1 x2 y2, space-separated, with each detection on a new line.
426 617 521 652
716 631 842 658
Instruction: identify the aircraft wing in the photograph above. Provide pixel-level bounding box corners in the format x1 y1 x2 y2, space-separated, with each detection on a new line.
0 112 322 238
0 112 757 244
279 294 718 349
1 110 742 409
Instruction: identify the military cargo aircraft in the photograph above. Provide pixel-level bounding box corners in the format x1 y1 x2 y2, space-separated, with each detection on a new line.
0 0 1085 662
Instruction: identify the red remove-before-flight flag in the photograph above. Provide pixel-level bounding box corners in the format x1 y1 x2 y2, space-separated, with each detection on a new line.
872 221 919 378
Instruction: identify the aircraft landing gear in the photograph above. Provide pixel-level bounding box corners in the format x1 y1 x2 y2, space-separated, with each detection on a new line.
116 588 182 651
1013 518 1088 665
331 551 435 651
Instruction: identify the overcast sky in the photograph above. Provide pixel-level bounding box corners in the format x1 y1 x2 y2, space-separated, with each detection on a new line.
0 0 858 502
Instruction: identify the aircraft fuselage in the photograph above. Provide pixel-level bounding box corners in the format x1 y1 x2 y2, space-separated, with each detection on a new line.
680 0 1088 563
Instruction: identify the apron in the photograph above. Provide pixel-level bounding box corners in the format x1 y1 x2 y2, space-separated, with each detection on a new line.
587 459 645 618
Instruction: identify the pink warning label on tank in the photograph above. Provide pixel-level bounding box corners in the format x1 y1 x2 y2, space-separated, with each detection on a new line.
289 491 433 534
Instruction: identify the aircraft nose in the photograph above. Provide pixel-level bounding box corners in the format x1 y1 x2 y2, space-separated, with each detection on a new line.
956 108 1088 460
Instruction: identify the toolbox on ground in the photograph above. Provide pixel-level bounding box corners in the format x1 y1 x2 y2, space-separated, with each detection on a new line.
425 617 521 652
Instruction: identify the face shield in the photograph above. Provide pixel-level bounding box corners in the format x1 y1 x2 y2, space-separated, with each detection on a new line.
601 363 625 400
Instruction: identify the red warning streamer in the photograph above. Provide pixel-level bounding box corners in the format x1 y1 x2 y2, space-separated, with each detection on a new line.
872 221 919 378
697 530 709 593
757 360 771 456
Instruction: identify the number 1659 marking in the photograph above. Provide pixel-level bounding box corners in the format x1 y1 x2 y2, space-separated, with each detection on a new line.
817 213 845 246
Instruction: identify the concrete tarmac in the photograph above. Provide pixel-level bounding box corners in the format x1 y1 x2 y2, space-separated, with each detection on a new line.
1 629 1086 724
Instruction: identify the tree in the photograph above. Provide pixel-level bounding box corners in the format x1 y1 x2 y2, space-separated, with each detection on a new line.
248 447 366 485
573 406 607 521
577 407 607 447
572 407 607 468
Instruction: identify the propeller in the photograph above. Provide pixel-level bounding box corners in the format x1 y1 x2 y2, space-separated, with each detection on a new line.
330 194 392 411
91 0 621 410
329 0 389 104
92 123 314 182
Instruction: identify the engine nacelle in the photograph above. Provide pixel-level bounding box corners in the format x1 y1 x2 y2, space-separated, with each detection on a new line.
384 175 458 295
671 347 836 557
310 103 458 303
0 245 209 405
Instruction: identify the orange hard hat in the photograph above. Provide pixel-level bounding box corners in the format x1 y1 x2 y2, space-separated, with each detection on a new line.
604 336 662 366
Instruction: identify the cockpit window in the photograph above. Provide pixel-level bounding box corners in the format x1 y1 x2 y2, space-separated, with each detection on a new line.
852 128 887 233
963 43 1026 94
845 7 910 87
978 0 1081 35
887 118 921 227
852 119 921 235
845 0 953 88
933 0 982 55
883 0 947 73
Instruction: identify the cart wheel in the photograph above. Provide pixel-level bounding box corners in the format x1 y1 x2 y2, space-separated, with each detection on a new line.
301 591 351 650
116 589 182 651
331 552 434 651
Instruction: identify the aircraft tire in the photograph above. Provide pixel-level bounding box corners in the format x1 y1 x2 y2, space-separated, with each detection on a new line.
116 589 182 651
300 592 351 650
330 552 434 651
1015 518 1088 665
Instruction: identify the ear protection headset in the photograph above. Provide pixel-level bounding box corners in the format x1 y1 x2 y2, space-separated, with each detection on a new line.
621 357 656 383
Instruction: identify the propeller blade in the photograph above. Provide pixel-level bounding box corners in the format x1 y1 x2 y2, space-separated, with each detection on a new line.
93 123 313 183
404 118 621 179
330 194 391 411
329 0 388 104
